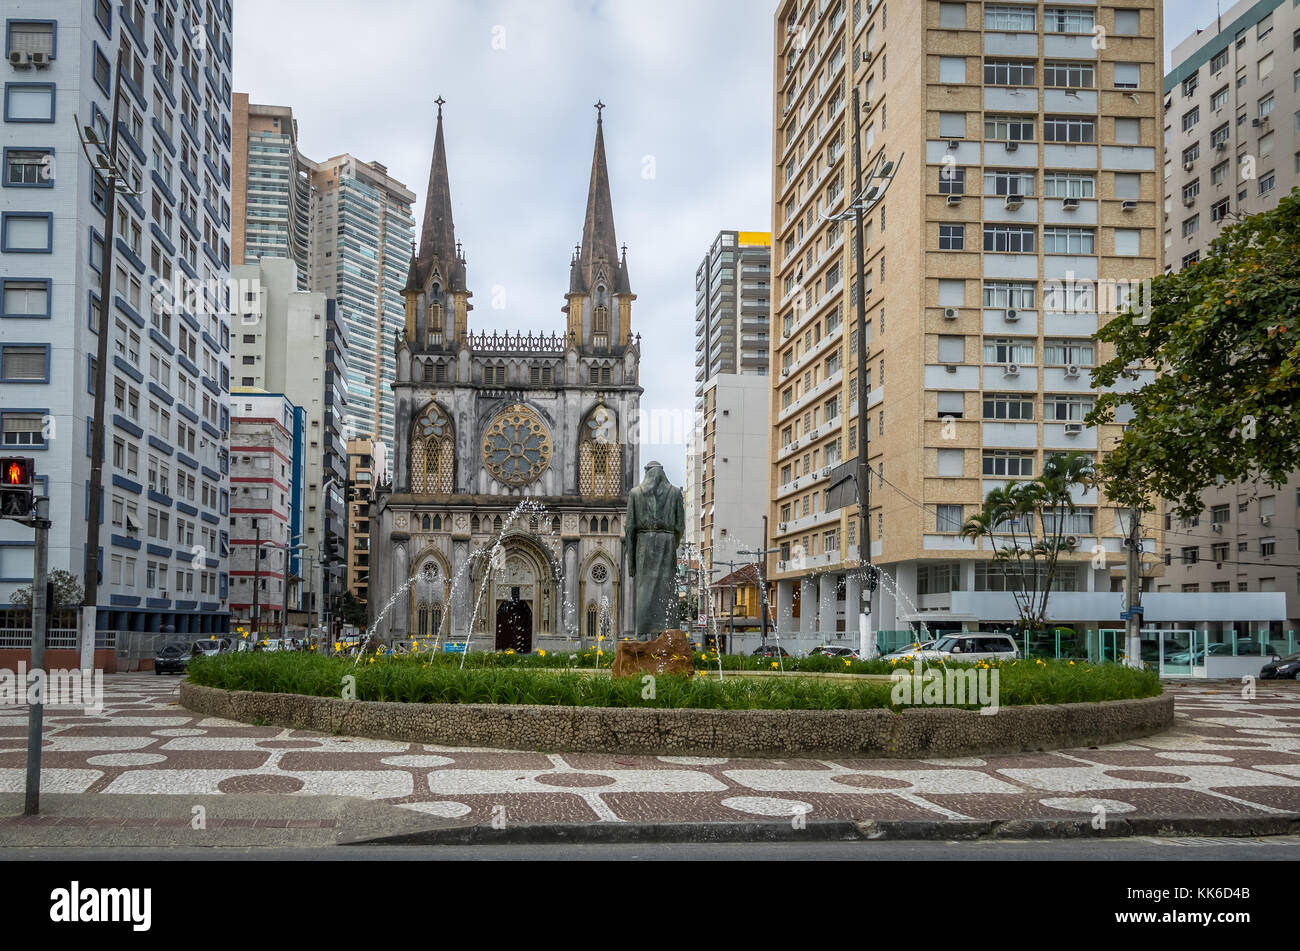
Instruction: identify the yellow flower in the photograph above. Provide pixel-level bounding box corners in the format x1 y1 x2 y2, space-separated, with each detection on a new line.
843 659 851 667
209 635 216 641
598 635 605 641
505 649 514 655
412 640 419 649
368 657 375 664
597 650 604 656
334 642 341 652
538 649 546 657
771 661 779 669
1068 660 1075 666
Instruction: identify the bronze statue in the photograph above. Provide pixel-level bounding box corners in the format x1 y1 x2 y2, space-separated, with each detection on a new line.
624 461 685 638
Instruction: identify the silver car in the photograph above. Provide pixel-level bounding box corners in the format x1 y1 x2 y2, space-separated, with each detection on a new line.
929 633 1020 661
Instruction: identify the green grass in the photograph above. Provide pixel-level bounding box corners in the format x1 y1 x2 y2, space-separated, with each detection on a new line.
186 651 1161 711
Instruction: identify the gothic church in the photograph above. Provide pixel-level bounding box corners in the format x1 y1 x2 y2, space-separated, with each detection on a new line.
369 104 641 651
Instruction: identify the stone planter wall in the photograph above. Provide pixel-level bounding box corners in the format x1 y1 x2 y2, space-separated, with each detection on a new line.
180 681 1175 758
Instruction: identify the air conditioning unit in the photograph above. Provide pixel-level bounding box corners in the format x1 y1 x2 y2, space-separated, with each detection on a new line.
945 364 958 374
1004 141 1019 152
1183 197 1196 207
1064 422 1084 435
1005 308 1019 321
946 195 962 206
821 466 831 477
863 49 873 63
1250 117 1263 127
782 105 792 118
864 99 872 111
811 471 820 481
1183 162 1195 171
1062 197 1080 210
1121 200 1137 212
1003 363 1020 376
1211 523 1223 533
1259 515 1271 526
946 139 960 151
1064 535 1080 547
1215 141 1227 152
1005 194 1024 210
8 50 31 68
1064 364 1081 378
782 367 791 376
943 307 959 320
792 480 800 490
790 439 799 450
31 51 50 68
779 522 789 532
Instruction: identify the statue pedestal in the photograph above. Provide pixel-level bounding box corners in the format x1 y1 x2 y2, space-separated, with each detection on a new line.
611 630 694 678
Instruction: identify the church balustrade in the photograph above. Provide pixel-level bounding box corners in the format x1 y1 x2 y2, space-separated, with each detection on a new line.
466 330 570 354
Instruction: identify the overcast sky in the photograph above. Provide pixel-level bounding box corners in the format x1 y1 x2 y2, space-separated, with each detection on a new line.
233 0 1236 488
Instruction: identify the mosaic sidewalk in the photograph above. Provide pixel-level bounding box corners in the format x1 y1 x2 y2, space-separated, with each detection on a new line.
0 675 1297 828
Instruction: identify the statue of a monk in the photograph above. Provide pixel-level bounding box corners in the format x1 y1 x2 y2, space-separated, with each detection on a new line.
624 461 685 638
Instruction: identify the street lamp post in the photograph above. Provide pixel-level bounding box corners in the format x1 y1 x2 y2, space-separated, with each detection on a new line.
1118 506 1146 669
821 90 903 662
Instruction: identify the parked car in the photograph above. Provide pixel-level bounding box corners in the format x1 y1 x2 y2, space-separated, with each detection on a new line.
192 638 231 657
1259 653 1300 680
928 633 1020 661
752 645 790 658
1165 642 1234 666
881 640 938 661
808 645 860 660
154 643 190 675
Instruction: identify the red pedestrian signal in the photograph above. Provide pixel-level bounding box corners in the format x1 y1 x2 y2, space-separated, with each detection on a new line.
0 457 35 520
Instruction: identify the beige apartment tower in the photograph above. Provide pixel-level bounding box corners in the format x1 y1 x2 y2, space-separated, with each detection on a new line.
768 0 1166 644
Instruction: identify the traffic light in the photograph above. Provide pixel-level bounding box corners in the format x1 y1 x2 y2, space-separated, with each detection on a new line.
0 457 34 520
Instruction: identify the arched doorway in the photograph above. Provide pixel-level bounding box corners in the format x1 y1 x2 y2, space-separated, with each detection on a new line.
495 598 532 653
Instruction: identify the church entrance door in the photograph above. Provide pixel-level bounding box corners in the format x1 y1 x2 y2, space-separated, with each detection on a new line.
495 598 532 653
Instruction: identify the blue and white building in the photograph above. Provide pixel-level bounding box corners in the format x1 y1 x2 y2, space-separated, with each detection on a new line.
0 0 234 636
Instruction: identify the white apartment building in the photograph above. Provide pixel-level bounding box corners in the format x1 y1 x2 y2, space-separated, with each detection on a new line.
1 1 234 637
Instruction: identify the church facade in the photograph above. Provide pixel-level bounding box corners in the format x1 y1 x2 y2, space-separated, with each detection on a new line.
368 105 641 651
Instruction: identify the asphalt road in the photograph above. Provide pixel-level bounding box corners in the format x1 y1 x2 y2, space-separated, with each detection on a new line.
4 836 1299 861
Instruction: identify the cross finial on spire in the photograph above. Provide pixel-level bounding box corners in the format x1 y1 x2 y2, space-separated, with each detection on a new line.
435 96 446 118
594 100 605 121
620 243 628 260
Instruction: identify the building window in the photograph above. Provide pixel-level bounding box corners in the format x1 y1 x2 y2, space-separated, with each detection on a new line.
984 5 1035 31
984 61 1035 86
0 344 48 382
1210 48 1229 74
1042 227 1094 254
1 212 52 252
984 114 1034 141
1044 7 1094 34
4 83 56 122
983 225 1036 253
1 278 50 318
982 450 1034 478
1114 63 1141 90
938 224 964 251
6 20 55 58
1044 61 1094 88
1 412 45 447
3 148 53 187
937 167 964 194
983 393 1034 420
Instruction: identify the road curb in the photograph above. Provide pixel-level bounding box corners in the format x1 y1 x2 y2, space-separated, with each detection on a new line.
342 812 1300 846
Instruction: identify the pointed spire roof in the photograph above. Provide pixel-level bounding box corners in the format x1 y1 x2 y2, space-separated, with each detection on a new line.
571 102 626 296
414 98 463 291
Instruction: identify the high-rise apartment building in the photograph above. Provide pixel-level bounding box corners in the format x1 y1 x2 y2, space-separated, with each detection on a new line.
687 230 772 581
0 2 234 637
229 105 416 467
767 0 1166 641
694 230 772 410
1158 0 1300 636
230 95 310 287
230 258 348 621
305 154 415 456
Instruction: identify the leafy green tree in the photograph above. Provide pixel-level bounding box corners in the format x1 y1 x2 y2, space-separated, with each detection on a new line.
8 569 84 609
1090 188 1300 518
959 452 1096 631
340 591 368 628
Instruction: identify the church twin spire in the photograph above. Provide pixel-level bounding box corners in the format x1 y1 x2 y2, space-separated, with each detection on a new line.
403 99 632 349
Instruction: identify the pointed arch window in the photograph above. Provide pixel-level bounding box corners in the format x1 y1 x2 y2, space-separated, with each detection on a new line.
586 602 598 640
430 601 443 638
417 603 430 638
422 361 435 383
410 402 454 493
421 515 431 531
427 293 443 347
579 405 621 497
593 285 610 348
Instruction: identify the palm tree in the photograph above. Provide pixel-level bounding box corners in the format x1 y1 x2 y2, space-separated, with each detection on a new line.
960 452 1096 632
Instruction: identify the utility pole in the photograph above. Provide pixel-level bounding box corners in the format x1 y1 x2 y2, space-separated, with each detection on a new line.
79 46 131 655
23 496 51 815
851 85 874 661
1124 506 1144 669
739 537 782 651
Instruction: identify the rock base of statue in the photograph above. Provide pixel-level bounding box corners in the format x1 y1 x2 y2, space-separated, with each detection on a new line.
611 630 695 679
